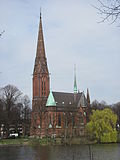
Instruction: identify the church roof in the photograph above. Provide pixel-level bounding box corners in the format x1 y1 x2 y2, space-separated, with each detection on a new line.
46 91 88 108
53 92 80 106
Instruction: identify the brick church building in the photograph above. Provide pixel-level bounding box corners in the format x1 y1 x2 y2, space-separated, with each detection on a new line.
30 13 90 138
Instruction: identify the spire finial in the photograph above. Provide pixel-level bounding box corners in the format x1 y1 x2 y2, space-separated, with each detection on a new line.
74 64 77 94
40 7 42 19
74 64 76 76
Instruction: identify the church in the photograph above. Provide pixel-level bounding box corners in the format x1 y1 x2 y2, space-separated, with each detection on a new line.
30 13 90 138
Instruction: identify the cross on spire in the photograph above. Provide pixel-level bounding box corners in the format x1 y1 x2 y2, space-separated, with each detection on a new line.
40 7 42 19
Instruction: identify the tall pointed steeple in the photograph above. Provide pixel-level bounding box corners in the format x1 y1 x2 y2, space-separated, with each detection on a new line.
36 11 46 58
33 12 50 100
34 11 48 74
74 65 77 94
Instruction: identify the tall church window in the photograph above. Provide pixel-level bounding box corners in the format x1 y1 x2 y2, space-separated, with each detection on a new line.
41 78 46 96
58 114 61 126
35 79 37 97
49 114 52 128
49 114 51 124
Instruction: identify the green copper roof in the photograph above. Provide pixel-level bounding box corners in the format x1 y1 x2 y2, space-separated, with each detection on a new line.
46 91 56 106
74 65 77 93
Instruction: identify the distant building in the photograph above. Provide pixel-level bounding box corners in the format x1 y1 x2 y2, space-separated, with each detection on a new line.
30 13 90 138
0 124 23 138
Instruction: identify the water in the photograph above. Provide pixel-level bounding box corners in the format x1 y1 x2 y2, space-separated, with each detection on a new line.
0 144 120 160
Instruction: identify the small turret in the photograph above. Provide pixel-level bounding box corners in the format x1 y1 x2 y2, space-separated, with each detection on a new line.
74 65 77 101
87 88 90 105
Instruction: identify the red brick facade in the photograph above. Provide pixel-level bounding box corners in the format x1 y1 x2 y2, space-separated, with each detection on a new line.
30 14 90 138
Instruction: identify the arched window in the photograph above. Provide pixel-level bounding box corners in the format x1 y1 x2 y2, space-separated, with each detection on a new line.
41 78 46 96
49 114 51 124
49 114 52 128
58 114 61 126
53 113 55 123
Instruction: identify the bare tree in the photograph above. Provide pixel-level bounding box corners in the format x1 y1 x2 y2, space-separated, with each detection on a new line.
0 99 4 137
91 100 109 110
95 0 120 24
1 84 22 137
21 95 31 136
31 98 47 138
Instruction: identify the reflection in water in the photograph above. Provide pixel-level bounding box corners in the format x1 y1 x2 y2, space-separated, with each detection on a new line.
0 144 120 160
33 146 51 160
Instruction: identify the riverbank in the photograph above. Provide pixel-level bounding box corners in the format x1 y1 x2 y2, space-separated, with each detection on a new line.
0 138 29 146
0 135 120 146
0 137 96 146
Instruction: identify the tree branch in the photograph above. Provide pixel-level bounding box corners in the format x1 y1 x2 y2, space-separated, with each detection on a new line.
94 0 120 25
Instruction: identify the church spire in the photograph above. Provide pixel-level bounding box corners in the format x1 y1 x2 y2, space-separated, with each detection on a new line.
74 65 77 94
33 11 49 75
36 11 46 58
33 12 49 99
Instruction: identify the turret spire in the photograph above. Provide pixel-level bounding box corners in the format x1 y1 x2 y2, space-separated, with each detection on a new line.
74 65 77 94
87 88 90 105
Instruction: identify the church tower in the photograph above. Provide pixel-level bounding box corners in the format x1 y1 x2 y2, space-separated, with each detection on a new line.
33 13 50 103
31 12 50 136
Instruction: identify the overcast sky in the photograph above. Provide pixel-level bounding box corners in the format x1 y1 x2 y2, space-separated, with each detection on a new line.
0 0 120 104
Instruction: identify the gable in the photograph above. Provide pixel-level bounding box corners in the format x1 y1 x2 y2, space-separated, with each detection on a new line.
46 91 56 106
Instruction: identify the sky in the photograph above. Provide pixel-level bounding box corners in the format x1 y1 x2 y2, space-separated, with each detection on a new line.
0 0 120 105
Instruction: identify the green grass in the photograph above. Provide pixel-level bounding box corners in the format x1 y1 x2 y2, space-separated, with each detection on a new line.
0 135 119 146
29 138 48 146
0 137 56 146
0 138 29 146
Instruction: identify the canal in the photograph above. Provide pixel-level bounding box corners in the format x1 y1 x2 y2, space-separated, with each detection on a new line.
0 144 120 160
